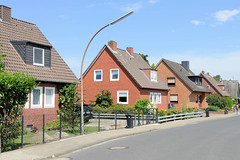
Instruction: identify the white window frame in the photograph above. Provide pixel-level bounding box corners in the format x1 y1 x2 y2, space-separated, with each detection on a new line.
157 93 161 104
33 47 44 66
94 69 103 81
150 92 154 104
24 94 29 109
150 71 157 82
117 91 129 104
110 69 119 81
44 87 55 108
31 86 43 108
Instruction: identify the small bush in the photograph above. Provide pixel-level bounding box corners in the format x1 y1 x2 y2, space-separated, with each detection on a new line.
134 99 152 109
166 107 181 115
182 107 193 113
206 106 220 112
158 109 166 117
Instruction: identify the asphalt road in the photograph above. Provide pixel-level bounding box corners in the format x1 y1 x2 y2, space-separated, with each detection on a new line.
63 116 240 160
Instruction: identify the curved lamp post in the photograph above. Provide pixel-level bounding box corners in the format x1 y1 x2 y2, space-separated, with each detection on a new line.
80 11 133 135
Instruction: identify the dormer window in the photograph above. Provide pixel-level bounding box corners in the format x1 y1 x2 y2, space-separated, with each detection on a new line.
188 76 202 86
33 47 44 66
151 71 157 81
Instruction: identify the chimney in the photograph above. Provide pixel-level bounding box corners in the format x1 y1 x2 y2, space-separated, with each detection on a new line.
207 72 210 76
0 5 11 23
126 47 134 56
202 70 205 74
181 61 190 72
108 41 117 51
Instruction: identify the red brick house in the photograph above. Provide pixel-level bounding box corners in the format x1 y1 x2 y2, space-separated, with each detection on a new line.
0 5 77 129
200 71 229 97
81 41 169 109
155 59 211 109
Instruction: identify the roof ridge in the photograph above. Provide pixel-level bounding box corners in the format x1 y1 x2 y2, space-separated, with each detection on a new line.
12 17 36 25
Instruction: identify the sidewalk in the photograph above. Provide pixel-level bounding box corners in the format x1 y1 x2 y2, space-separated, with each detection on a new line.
0 112 237 160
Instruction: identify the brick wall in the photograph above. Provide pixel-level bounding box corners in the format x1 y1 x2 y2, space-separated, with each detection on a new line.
23 82 59 129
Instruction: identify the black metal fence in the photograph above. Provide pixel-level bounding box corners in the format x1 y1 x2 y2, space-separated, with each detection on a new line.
1 108 158 152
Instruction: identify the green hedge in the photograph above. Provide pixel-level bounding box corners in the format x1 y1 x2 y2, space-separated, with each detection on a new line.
206 106 220 112
92 104 134 114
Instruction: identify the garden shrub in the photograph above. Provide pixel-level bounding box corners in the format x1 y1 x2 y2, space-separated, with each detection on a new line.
206 106 220 112
223 96 233 110
182 107 193 113
134 99 152 109
206 94 228 109
158 109 167 117
166 107 181 115
93 90 113 108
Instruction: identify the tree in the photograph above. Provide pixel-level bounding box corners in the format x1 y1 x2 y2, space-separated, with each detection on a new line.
150 63 155 69
92 90 113 108
58 82 80 131
139 53 150 65
206 94 228 109
213 75 221 82
0 47 36 151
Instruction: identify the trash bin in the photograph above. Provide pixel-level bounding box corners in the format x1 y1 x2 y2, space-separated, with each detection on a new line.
224 108 228 114
126 114 134 128
206 109 210 117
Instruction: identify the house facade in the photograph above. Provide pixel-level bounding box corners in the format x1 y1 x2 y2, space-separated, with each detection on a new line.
155 59 211 109
81 41 169 109
200 71 229 97
0 5 77 129
223 80 240 99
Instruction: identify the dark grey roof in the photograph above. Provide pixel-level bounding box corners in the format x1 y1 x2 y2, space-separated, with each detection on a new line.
83 45 169 90
156 58 211 93
200 73 229 96
223 80 240 99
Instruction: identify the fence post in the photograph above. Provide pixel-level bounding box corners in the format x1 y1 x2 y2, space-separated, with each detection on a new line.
21 115 24 148
152 108 154 124
138 109 140 126
115 111 117 130
59 113 62 139
43 114 45 144
156 108 159 123
98 111 100 132
80 111 82 135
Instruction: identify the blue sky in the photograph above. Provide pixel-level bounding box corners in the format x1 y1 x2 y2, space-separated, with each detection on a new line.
2 0 240 81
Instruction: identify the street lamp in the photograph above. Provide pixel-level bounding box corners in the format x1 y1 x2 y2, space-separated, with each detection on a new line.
80 11 133 135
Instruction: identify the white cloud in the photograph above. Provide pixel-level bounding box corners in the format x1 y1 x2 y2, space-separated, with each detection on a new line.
119 2 143 12
149 51 240 81
148 0 160 4
191 20 204 26
215 9 239 22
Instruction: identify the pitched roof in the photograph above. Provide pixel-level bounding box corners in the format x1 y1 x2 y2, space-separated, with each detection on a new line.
0 17 77 83
200 72 229 96
223 80 240 98
156 58 211 93
83 45 169 90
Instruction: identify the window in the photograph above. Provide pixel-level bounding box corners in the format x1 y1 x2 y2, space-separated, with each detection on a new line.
170 95 178 103
207 85 210 89
157 93 161 104
222 86 225 91
31 87 43 108
117 91 128 104
150 71 157 81
110 69 119 81
33 47 44 66
94 70 103 81
44 87 55 108
150 92 161 104
24 94 29 109
167 77 175 86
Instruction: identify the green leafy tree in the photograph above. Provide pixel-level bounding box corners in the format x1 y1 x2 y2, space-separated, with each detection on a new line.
92 90 113 108
150 63 155 69
0 47 36 151
58 82 80 131
213 75 221 82
139 53 150 65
